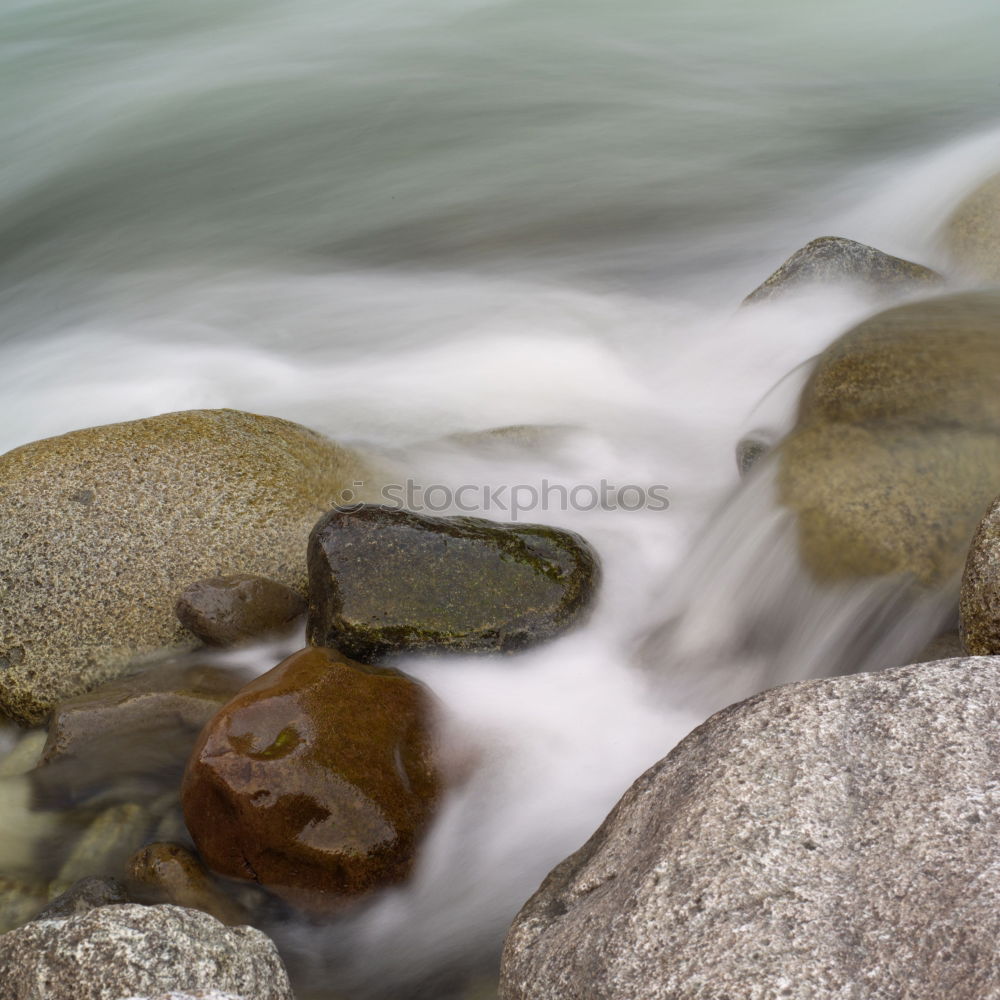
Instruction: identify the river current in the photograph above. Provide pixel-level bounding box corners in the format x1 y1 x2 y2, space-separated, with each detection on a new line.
4 1 1000 996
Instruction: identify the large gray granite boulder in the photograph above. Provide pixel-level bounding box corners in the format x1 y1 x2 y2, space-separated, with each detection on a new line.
501 657 1000 1000
0 904 293 1000
0 408 374 724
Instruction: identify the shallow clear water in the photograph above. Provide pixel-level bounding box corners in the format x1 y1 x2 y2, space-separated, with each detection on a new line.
4 0 1000 995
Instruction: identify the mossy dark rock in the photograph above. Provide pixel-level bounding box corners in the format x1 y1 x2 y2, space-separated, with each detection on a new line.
0 408 374 725
307 505 600 661
181 646 443 914
778 291 1000 583
176 575 307 647
943 172 1000 282
960 496 1000 654
743 236 941 305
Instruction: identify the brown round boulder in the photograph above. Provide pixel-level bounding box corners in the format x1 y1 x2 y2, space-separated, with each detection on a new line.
181 646 443 914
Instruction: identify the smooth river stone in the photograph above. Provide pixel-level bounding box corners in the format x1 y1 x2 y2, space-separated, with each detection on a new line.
181 646 443 914
0 408 374 725
778 290 1000 584
307 505 600 661
175 576 306 648
942 171 1000 281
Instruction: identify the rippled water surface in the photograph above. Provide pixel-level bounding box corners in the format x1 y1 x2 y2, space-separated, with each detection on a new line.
4 0 1000 995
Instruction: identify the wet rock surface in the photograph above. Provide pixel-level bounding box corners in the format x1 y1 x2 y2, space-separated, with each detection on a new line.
40 659 245 774
943 171 1000 281
778 290 1000 583
175 576 306 648
501 657 1000 1000
742 235 941 304
182 646 443 914
0 408 373 725
0 903 293 1000
960 494 1000 654
127 844 249 927
37 876 130 921
307 505 600 661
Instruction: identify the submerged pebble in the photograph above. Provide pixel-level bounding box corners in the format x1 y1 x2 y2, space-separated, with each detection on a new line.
175 576 307 648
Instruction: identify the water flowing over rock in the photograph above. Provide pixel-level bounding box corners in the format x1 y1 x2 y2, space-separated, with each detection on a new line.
0 408 373 725
0 903 293 1000
742 235 941 304
778 290 1000 584
175 576 306 648
307 505 600 661
182 646 443 914
500 657 1000 1000
943 171 1000 281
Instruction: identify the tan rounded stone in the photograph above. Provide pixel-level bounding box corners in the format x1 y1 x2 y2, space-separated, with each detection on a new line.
0 409 374 724
942 172 1000 282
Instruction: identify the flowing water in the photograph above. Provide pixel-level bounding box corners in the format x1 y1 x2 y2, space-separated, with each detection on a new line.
4 0 1000 996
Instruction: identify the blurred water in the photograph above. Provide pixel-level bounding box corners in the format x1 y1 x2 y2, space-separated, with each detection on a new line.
4 0 1000 996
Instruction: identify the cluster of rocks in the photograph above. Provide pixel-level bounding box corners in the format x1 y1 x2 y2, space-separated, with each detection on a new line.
4 170 1000 1000
499 170 1000 997
0 407 601 997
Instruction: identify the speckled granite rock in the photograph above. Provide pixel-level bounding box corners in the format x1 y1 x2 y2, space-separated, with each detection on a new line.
743 235 941 304
942 172 1000 282
175 576 306 647
0 904 293 1000
307 505 600 660
0 408 373 725
778 291 1000 583
960 495 1000 653
501 657 1000 1000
